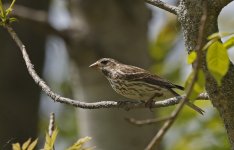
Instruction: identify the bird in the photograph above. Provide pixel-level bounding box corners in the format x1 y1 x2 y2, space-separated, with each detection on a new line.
89 58 204 115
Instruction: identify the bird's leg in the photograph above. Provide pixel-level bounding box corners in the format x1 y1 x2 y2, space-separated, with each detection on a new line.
117 100 139 111
117 101 130 110
145 92 163 109
145 93 158 110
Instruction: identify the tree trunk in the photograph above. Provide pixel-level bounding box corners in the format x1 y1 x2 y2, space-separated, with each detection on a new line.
67 0 157 149
177 0 234 148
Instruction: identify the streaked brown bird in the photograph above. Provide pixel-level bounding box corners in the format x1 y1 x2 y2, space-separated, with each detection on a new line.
89 58 204 115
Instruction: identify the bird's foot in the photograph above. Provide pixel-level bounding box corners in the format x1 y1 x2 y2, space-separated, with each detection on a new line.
145 99 154 112
117 101 131 111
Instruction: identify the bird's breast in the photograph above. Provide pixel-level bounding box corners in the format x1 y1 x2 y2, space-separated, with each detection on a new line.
107 79 174 101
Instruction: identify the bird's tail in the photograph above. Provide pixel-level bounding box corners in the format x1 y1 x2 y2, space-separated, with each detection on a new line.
168 88 204 115
186 102 205 115
174 84 185 90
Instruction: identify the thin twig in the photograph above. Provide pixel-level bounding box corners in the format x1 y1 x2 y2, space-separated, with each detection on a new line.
126 92 209 126
125 116 172 126
145 0 179 15
145 2 208 150
48 112 55 137
4 25 208 110
48 112 55 150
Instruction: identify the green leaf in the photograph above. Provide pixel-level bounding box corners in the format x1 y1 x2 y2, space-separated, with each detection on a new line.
0 0 17 26
27 139 38 150
203 39 217 51
0 0 4 17
206 41 229 86
187 51 197 64
6 0 16 15
185 70 205 100
223 36 234 49
208 32 221 40
22 138 31 150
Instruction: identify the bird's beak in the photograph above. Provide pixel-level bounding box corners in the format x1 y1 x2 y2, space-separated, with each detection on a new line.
89 62 99 69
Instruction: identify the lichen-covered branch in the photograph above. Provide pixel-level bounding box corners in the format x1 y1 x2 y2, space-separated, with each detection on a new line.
4 25 208 111
145 0 179 15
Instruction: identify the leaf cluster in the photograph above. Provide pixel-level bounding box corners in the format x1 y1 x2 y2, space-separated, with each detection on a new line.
0 0 17 26
12 139 38 150
186 32 234 100
12 128 93 150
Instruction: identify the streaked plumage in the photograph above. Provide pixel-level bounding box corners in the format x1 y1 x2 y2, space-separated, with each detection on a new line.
90 58 204 114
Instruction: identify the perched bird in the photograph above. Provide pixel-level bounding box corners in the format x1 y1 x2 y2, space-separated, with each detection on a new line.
89 58 204 115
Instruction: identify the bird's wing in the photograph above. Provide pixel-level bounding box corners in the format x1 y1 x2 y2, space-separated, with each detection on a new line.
119 65 184 90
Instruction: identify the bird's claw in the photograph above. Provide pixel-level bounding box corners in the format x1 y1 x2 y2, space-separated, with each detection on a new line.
145 99 154 112
117 101 131 111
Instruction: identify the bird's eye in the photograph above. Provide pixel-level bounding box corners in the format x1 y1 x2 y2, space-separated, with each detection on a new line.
101 60 109 65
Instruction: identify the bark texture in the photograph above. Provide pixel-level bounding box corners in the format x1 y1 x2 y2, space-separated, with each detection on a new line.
177 0 234 148
67 0 157 149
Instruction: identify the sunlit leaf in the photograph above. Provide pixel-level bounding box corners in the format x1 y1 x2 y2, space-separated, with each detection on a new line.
206 41 229 86
223 37 234 49
208 32 234 40
27 139 38 150
44 128 58 150
187 51 197 64
203 39 217 51
185 70 205 100
22 138 31 150
12 143 21 150
67 137 93 150
208 32 221 40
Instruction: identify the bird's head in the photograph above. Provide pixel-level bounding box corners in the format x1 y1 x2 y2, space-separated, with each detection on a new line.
89 58 119 77
89 58 118 69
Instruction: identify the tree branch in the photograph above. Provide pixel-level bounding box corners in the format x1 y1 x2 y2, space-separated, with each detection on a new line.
4 25 208 111
145 2 208 149
176 0 234 147
127 92 209 126
126 116 172 126
145 0 179 15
